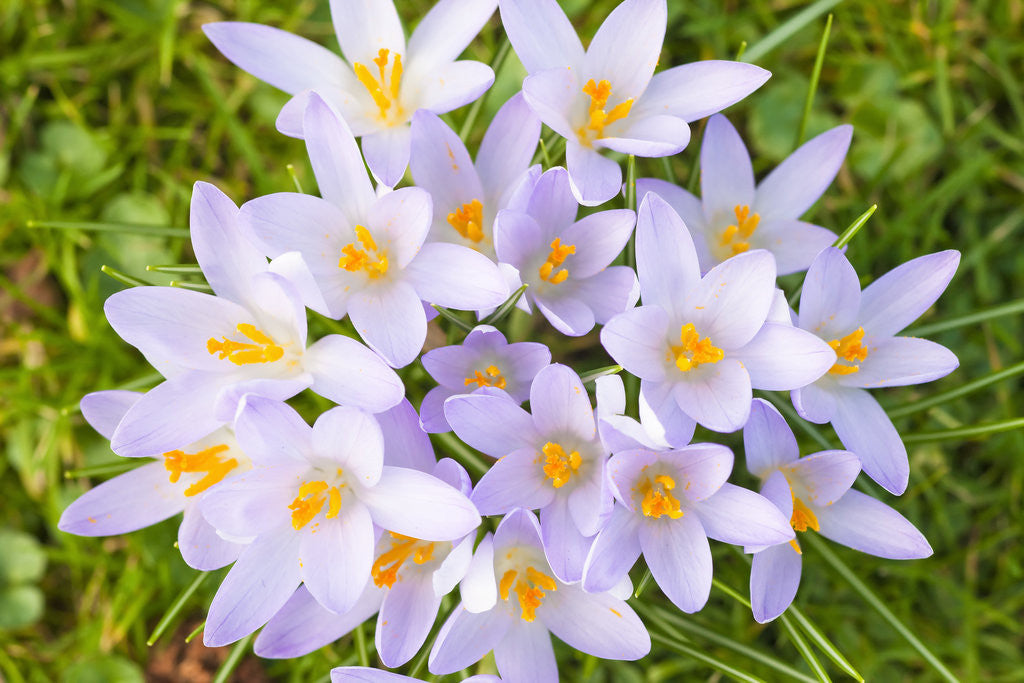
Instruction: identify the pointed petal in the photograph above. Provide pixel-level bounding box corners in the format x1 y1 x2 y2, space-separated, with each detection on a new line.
529 364 595 441
743 398 799 477
600 306 670 381
444 393 540 456
434 534 475 596
635 191 701 310
494 620 557 683
786 450 860 506
840 336 958 389
755 219 837 276
734 322 835 391
406 243 508 310
378 399 437 471
693 483 794 546
420 385 457 433
582 504 642 593
428 605 511 675
407 0 497 69
304 93 376 224
639 515 712 613
534 290 596 336
566 141 622 206
632 60 770 122
524 166 579 236
58 462 182 536
754 125 852 221
409 110 484 229
363 466 480 541
377 571 442 667
700 114 755 221
831 387 908 495
304 334 405 411
329 0 405 67
362 125 412 188
672 358 752 433
683 249 776 349
348 280 427 368
257 583 383 659
300 504 375 613
520 66 579 140
498 0 584 73
368 187 432 269
540 498 592 583
80 390 140 441
559 209 635 279
858 250 960 338
816 490 932 559
583 0 665 98
750 542 802 623
798 247 861 338
542 583 650 660
312 406 384 484
234 394 312 466
477 93 542 202
470 447 553 516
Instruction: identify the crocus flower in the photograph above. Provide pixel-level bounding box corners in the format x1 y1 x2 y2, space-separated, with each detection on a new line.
59 390 246 571
105 182 403 457
500 0 770 205
601 192 835 438
429 509 650 680
743 399 932 622
444 364 612 582
204 0 498 186
410 93 541 259
494 167 638 336
240 94 508 368
637 114 851 274
333 668 499 683
792 247 960 494
419 325 551 432
582 441 793 612
198 395 480 646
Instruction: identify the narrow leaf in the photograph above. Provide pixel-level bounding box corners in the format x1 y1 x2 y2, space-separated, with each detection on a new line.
742 0 843 63
147 572 208 646
431 304 475 333
796 14 834 147
101 265 154 288
29 219 189 238
480 284 528 326
906 297 1024 337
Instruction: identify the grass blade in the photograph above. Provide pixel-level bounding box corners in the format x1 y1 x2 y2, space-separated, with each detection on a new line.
431 304 475 333
64 460 143 479
906 297 1024 336
786 605 864 682
28 219 189 238
101 265 154 288
185 620 205 643
633 568 653 599
146 264 203 274
888 360 1024 419
459 40 511 141
147 572 208 646
480 284 528 326
796 14 834 147
170 280 213 292
779 612 832 682
211 633 254 683
286 163 304 193
741 0 843 64
833 204 877 249
649 632 766 683
580 364 623 385
901 418 1024 444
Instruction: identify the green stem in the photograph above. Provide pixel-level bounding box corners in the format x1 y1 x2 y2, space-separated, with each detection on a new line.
901 417 1024 444
211 633 253 683
64 460 144 479
101 264 154 288
649 632 766 683
633 568 653 599
147 572 208 646
480 284 528 326
888 360 1024 419
779 612 832 682
906 297 1024 337
741 0 843 63
431 304 475 333
28 219 189 238
579 364 622 385
795 14 833 147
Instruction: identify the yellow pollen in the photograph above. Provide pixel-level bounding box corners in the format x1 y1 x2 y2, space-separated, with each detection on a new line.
288 480 343 530
163 444 237 496
499 566 557 622
447 199 485 243
668 323 724 372
206 323 285 365
541 442 582 488
339 225 389 278
538 238 575 285
464 364 506 390
788 493 819 554
719 205 760 255
576 78 634 146
638 474 685 519
353 48 404 122
371 532 437 588
827 327 868 375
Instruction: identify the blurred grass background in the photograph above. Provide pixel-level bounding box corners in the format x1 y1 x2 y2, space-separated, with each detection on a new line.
1 0 1022 680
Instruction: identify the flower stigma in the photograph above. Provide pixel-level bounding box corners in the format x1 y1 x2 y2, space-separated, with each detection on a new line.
353 48 404 123
447 199 485 243
464 364 506 389
668 323 724 372
207 323 285 365
288 480 343 530
541 441 582 488
719 205 760 255
339 225 389 279
163 444 238 496
827 327 868 375
788 493 820 554
637 474 685 519
576 78 633 147
538 238 575 285
371 532 437 588
499 566 557 622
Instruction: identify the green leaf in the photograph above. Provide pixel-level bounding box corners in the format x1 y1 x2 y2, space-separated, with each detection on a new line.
0 530 47 585
480 284 529 327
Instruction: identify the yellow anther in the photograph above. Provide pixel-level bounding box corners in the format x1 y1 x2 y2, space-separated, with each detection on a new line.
790 494 820 534
538 238 575 285
541 442 582 488
206 323 285 365
719 205 760 256
668 323 724 372
163 444 237 496
371 532 437 588
499 566 557 622
827 327 868 376
576 78 634 146
288 480 343 530
339 225 389 279
447 199 485 243
638 474 685 519
464 364 507 389
499 569 517 600
353 48 404 122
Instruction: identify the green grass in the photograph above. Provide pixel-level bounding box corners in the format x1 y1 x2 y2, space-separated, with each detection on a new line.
2 0 1023 680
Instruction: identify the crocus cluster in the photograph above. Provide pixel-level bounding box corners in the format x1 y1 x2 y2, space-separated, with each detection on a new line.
59 0 961 680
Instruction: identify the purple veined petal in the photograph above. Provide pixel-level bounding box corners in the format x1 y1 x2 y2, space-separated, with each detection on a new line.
734 322 835 391
791 381 838 425
303 93 376 224
377 399 437 472
683 249 777 349
831 386 907 495
601 114 691 158
542 583 650 660
312 406 384 485
178 506 243 571
639 379 696 448
80 390 140 441
432 458 472 497
815 489 932 559
268 251 335 318
408 60 495 116
234 395 313 467
362 125 412 188
277 90 310 138
600 306 671 381
444 393 541 457
406 0 498 70
498 0 584 73
493 506 546 551
754 219 837 276
368 186 432 269
428 604 512 675
750 541 802 623
363 466 480 541
434 533 475 596
693 482 794 547
409 110 485 230
58 461 182 536
249 271 308 347
567 462 610 537
798 247 861 339
199 466 305 539
289 86 380 139
858 250 961 338
583 0 664 99
405 243 508 311
754 125 853 222
300 503 375 614
470 447 554 516
743 398 800 477
304 334 405 412
766 288 796 326
840 336 958 389
461 532 497 613
204 531 303 646
477 93 542 204
530 364 595 442
672 358 753 433
329 0 405 68
605 448 660 511
258 582 384 659
420 386 458 433
331 667 428 683
700 114 755 223
582 503 642 593
635 191 701 311
632 60 771 122
493 209 544 270
786 450 860 507
495 619 557 683
203 22 348 95
348 280 427 368
376 570 443 667
759 469 794 520
534 290 596 337
521 66 580 141
558 209 635 279
523 167 579 237
639 514 712 613
501 341 553 403
214 372 313 424
238 191 348 264
565 141 623 207
539 497 592 583
422 334 490 388
664 442 734 502
560 266 639 326
636 179 707 237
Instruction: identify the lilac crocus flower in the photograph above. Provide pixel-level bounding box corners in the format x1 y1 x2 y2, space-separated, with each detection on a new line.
410 93 541 259
59 390 246 571
582 441 793 612
105 182 403 457
444 364 613 582
198 395 480 646
494 167 638 336
419 325 551 432
601 192 835 438
333 668 499 683
240 94 508 368
792 247 960 494
637 114 851 274
500 0 770 205
429 509 650 680
743 399 932 622
204 0 498 186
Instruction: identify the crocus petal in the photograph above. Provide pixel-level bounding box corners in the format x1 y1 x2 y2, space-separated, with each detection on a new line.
80 390 140 441
332 669 422 683
540 497 592 583
378 399 437 472
377 571 442 667
300 504 375 614
754 125 853 221
257 583 383 659
635 191 701 311
684 249 776 349
583 0 664 98
636 179 706 235
461 533 497 612
601 114 691 157
499 0 584 73
494 620 557 683
444 393 540 456
582 504 642 593
529 364 595 441
406 243 508 310
477 93 543 202
668 443 734 501
570 265 640 325
524 167 579 236
520 66 580 141
363 466 480 541
798 246 861 337
429 605 511 675
755 219 837 276
559 209 636 279
406 0 497 69
542 584 650 660
304 334 405 411
631 60 771 122
565 141 622 206
639 379 696 448
831 387 907 495
693 483 794 546
750 541 802 623
493 209 544 270
348 280 427 368
329 0 405 67
410 60 495 115
58 462 182 536
312 406 384 485
434 534 475 596
368 187 432 269
841 336 958 389
815 490 932 559
268 251 334 317
362 125 412 188
639 514 712 613
734 322 835 391
534 290 596 337
701 114 755 221
178 508 242 571
420 386 458 433
743 398 800 477
470 447 554 516
239 191 347 265
409 111 484 226
791 381 838 424
199 466 305 539
672 358 752 433
600 306 670 381
858 250 961 338
786 450 860 506
234 395 312 466
303 93 376 224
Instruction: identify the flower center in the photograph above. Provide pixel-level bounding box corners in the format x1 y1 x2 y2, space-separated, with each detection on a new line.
464 364 506 390
447 199 485 243
541 441 582 488
353 48 404 123
339 225 389 279
371 532 437 588
576 78 633 147
719 205 760 256
163 444 238 496
538 238 575 285
827 327 868 375
788 494 820 554
207 323 285 365
288 480 343 530
668 323 724 372
637 474 685 519
499 566 557 622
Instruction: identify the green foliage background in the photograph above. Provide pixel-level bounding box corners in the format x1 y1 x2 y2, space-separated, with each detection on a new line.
1 0 1022 680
